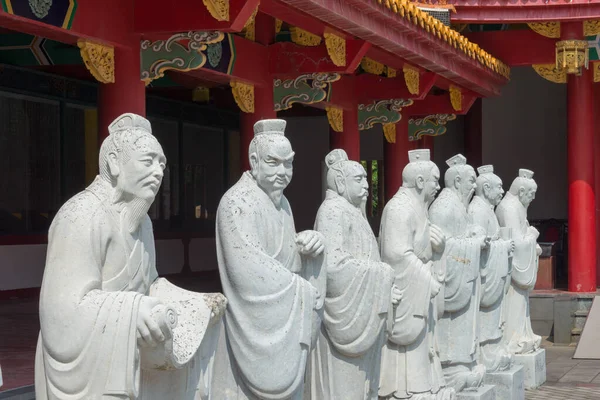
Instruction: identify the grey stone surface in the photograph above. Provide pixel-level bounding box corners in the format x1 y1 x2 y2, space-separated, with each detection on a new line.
484 364 525 400
515 348 547 389
553 295 575 345
456 385 496 400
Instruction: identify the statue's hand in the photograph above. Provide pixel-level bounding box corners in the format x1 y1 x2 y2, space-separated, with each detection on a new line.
296 230 325 257
536 244 542 256
137 296 167 348
480 236 491 249
430 224 446 253
391 284 402 305
430 279 442 298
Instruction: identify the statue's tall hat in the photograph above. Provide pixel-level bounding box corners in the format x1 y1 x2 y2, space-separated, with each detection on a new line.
253 119 286 137
108 113 152 135
446 153 467 168
477 165 494 175
325 149 349 169
519 168 534 179
408 149 430 163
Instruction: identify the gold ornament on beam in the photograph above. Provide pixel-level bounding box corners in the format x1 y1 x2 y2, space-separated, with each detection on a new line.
527 21 560 38
592 62 600 83
449 85 462 111
202 0 229 22
230 81 254 113
584 20 600 36
383 123 396 144
326 107 343 132
324 32 346 67
555 40 589 75
242 5 259 41
532 64 566 83
361 57 385 75
403 64 419 95
386 66 397 78
275 19 283 34
77 40 115 84
290 27 322 46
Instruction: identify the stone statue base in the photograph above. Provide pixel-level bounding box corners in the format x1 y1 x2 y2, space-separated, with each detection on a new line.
456 385 496 400
483 364 525 400
513 349 546 389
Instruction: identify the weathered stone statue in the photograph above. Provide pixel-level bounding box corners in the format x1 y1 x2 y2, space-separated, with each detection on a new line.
35 113 226 400
306 149 393 400
211 119 325 400
429 154 487 394
496 169 542 355
379 149 455 400
467 165 513 373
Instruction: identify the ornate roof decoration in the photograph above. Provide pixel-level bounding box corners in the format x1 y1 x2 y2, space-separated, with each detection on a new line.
376 0 510 79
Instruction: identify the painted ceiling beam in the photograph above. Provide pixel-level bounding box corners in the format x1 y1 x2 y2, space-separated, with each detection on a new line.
409 93 477 116
464 30 555 66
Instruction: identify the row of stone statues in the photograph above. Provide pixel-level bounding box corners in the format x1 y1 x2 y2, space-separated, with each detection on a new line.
34 115 542 400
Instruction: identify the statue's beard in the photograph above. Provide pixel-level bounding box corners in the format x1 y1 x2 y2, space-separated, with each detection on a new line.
266 188 284 208
113 189 154 233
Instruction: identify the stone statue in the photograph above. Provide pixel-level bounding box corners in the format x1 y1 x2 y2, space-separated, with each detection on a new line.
306 149 393 400
496 169 542 355
429 154 487 393
35 113 226 400
211 119 325 400
467 165 513 372
379 149 455 400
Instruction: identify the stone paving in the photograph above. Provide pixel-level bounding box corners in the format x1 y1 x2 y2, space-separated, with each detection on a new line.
525 342 600 399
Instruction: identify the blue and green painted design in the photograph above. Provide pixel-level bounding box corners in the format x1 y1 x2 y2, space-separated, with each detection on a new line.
1 0 77 30
408 114 457 141
0 32 80 65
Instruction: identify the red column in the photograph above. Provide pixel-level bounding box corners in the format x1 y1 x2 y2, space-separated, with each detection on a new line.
384 118 410 202
594 83 600 284
98 40 145 143
330 106 360 161
464 98 483 167
564 22 597 292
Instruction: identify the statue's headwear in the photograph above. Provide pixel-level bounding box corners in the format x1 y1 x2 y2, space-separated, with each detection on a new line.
108 113 152 136
519 168 534 179
477 165 494 175
253 119 286 137
446 154 467 168
408 149 430 163
325 149 348 169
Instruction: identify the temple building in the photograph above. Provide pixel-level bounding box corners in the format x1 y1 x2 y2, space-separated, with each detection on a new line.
0 0 598 395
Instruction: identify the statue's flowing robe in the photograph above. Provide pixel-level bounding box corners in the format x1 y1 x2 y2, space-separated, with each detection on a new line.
496 192 541 355
35 177 210 400
429 189 482 388
379 188 446 399
211 172 320 400
306 190 393 400
468 196 511 371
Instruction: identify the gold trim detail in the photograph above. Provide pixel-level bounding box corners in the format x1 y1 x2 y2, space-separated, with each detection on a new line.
383 123 396 144
324 32 346 67
275 19 283 34
403 64 419 95
230 81 254 113
202 0 229 22
377 0 510 79
449 85 462 111
361 57 385 75
290 27 322 46
584 20 600 36
527 22 560 38
594 62 600 83
532 64 566 83
193 87 210 102
77 40 115 84
242 5 259 41
387 67 397 78
326 107 343 132
556 40 589 75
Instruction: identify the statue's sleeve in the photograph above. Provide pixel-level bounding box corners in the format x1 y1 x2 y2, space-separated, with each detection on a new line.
315 204 393 356
38 204 142 398
215 196 317 398
380 203 436 345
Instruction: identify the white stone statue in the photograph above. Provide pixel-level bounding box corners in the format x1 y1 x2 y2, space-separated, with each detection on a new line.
467 165 513 372
496 169 542 355
34 113 226 400
305 149 393 400
429 154 487 393
379 149 455 400
210 119 325 400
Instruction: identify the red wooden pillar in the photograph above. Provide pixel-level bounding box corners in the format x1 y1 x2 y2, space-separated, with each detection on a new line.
595 83 600 284
563 22 597 292
98 40 146 143
384 118 410 202
240 13 276 172
464 98 483 168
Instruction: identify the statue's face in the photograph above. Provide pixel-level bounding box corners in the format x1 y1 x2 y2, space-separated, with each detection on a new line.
342 163 369 207
519 182 537 207
117 134 166 202
486 175 504 206
253 136 294 194
459 166 477 205
424 165 441 204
